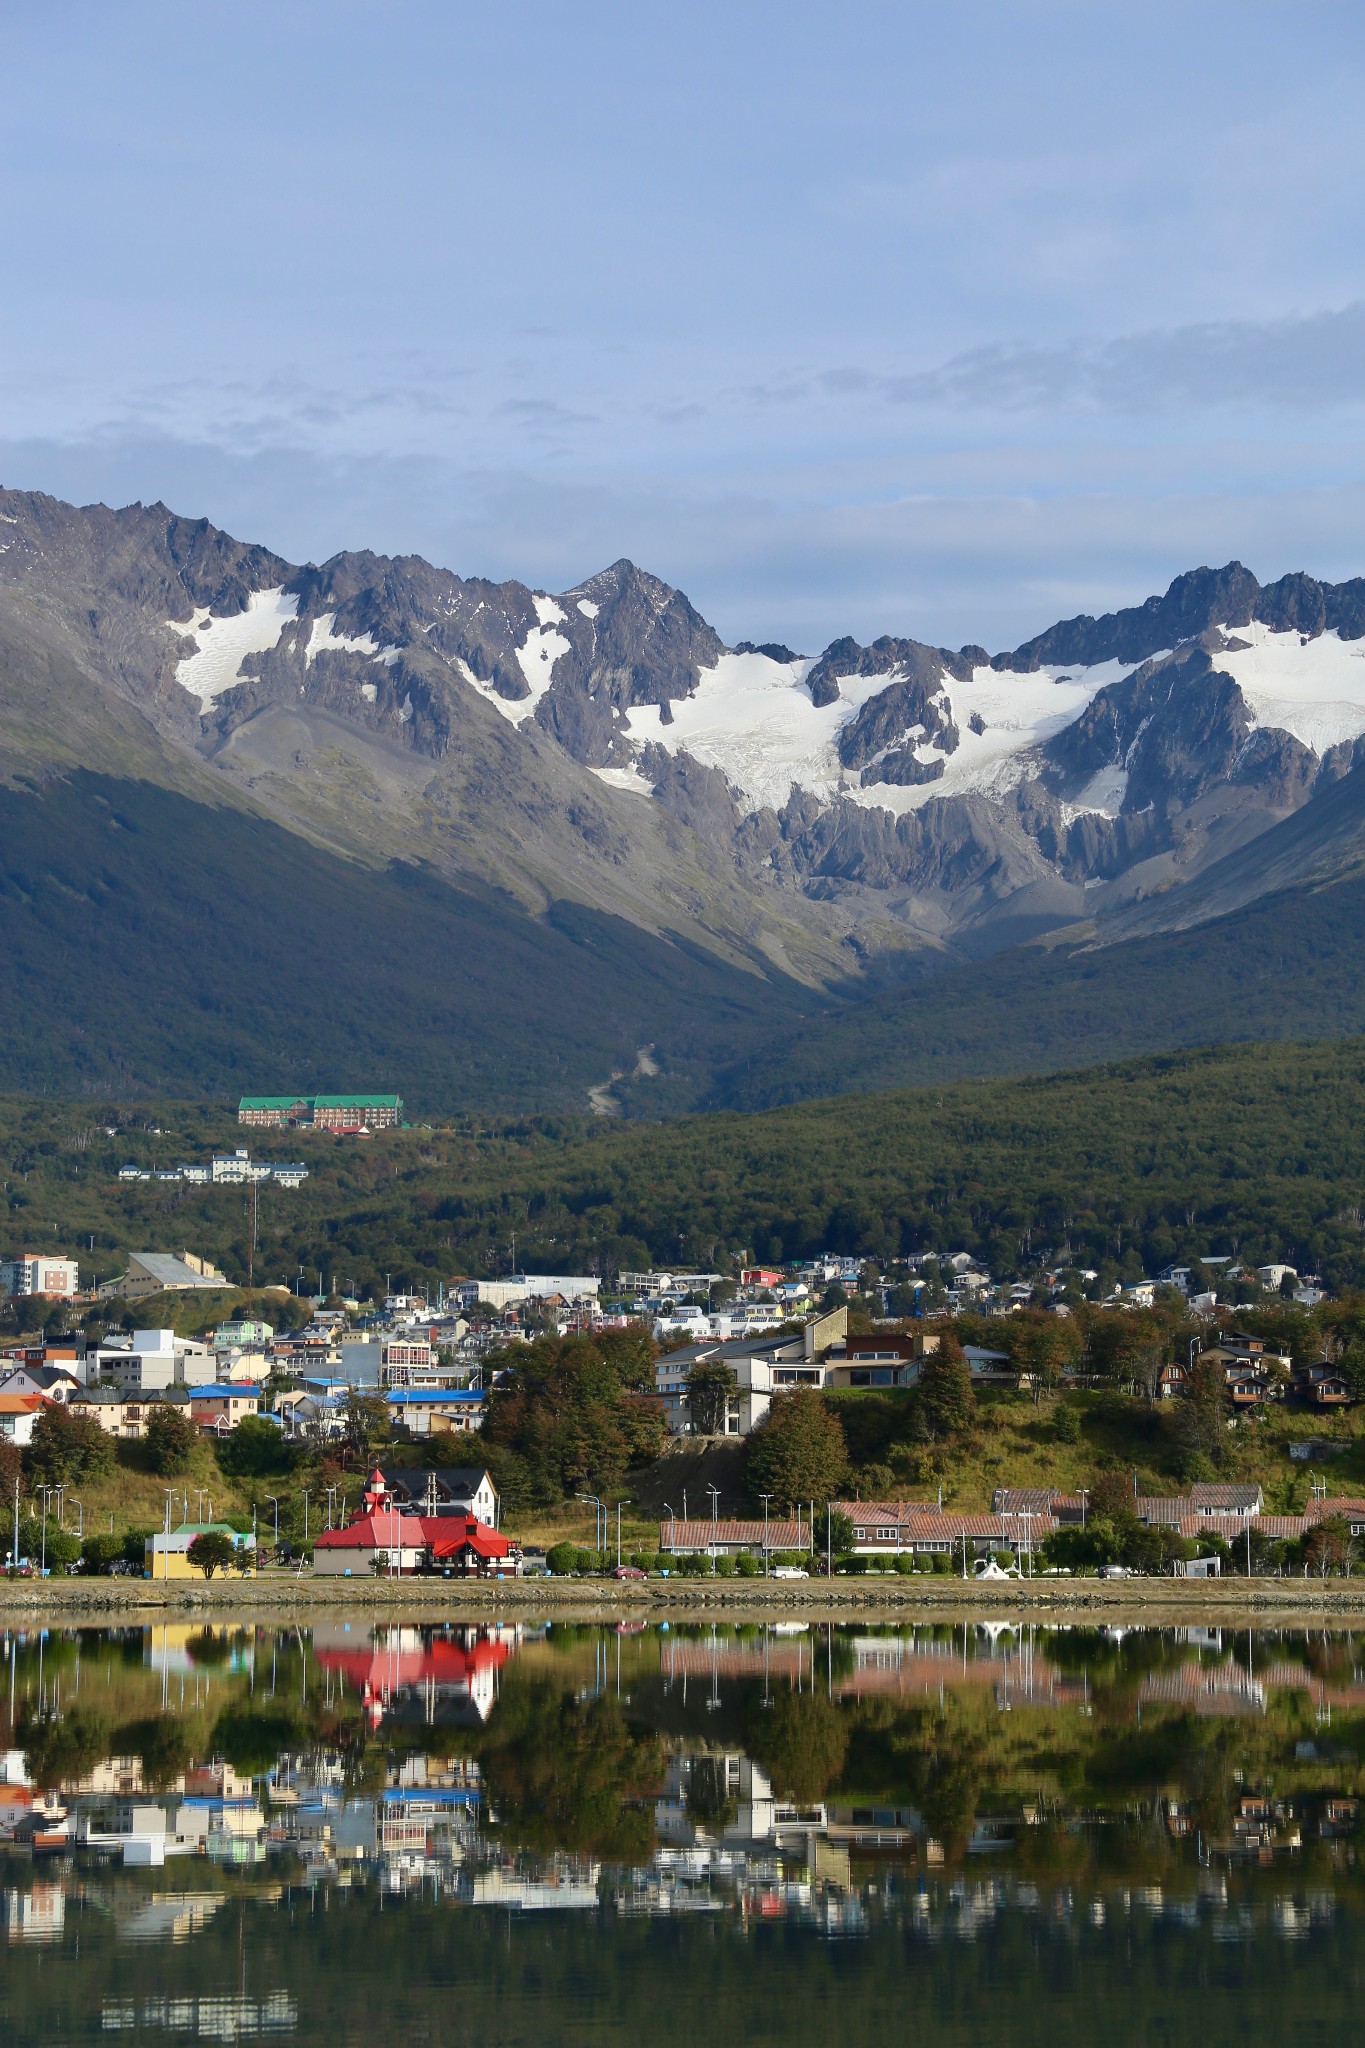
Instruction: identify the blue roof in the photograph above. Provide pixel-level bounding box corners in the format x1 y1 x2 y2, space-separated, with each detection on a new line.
190 1384 262 1399
384 1388 484 1405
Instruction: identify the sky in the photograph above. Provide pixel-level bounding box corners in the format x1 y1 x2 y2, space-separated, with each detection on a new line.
4 0 1365 650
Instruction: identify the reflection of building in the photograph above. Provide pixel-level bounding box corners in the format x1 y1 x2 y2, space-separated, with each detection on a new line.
311 1623 518 1729
2 1883 65 1941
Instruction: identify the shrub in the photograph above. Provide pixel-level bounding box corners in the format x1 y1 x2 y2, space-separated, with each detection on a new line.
736 1553 761 1576
894 1553 916 1575
1054 1405 1082 1444
546 1541 578 1576
651 1551 671 1573
714 1554 736 1577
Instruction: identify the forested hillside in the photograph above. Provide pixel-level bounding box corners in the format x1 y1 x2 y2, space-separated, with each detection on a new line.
7 1035 1365 1300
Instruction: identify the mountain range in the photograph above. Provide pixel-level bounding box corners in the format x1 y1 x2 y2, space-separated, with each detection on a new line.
6 485 1365 1112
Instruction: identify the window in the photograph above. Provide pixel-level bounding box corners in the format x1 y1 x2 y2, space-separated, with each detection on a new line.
876 1527 896 1540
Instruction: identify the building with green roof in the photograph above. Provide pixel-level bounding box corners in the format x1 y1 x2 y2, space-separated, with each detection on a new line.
237 1094 403 1130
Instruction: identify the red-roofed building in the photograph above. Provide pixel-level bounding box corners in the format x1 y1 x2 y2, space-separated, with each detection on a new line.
311 1469 516 1576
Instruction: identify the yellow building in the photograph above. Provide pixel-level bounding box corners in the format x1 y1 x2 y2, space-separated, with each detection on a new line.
144 1524 255 1579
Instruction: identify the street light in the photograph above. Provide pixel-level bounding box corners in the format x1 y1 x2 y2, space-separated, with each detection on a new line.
68 1498 83 1542
616 1499 630 1568
664 1502 676 1565
302 1489 310 1542
266 1496 279 1549
706 1484 720 1575
760 1495 771 1576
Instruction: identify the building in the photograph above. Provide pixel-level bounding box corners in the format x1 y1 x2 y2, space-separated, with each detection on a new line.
0 1394 50 1446
476 1275 601 1309
311 1470 511 1575
236 1094 403 1131
379 1466 500 1524
69 1386 155 1439
384 1388 487 1436
144 1523 256 1580
189 1384 264 1433
655 1307 849 1436
94 1330 216 1394
0 1255 79 1301
0 1361 83 1402
215 1320 274 1348
97 1251 232 1301
657 1515 806 1558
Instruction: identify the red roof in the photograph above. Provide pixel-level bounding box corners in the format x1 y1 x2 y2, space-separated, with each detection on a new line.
313 1508 421 1550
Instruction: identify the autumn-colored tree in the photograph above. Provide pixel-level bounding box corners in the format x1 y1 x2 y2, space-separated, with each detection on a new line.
743 1388 847 1509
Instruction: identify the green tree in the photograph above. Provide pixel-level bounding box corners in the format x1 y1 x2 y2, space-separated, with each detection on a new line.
186 1530 238 1579
743 1388 847 1508
24 1404 114 1486
216 1415 296 1478
685 1359 736 1435
916 1350 975 1441
1178 1355 1229 1470
341 1391 390 1464
144 1405 197 1475
1008 1310 1082 1402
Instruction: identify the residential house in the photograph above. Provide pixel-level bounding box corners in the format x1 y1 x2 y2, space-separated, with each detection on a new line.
379 1466 500 1525
0 1394 50 1447
69 1386 154 1440
823 1330 939 1390
189 1384 264 1434
0 1362 82 1404
656 1515 806 1558
384 1388 487 1436
832 1500 1057 1563
1292 1363 1351 1407
654 1307 849 1436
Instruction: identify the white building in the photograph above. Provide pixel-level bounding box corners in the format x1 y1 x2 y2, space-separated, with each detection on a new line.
95 1330 216 1394
476 1275 600 1309
0 1255 79 1301
98 1252 232 1301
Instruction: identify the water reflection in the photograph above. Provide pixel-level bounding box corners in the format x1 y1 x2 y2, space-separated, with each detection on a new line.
0 1619 1362 2042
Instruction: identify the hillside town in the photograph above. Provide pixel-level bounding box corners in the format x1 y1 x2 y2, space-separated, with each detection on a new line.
0 1225 1362 1580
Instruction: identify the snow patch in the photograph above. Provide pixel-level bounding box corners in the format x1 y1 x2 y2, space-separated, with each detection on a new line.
515 605 571 716
592 763 654 798
1215 621 1365 755
168 588 298 709
360 682 377 703
576 598 600 619
306 612 401 667
1068 764 1129 818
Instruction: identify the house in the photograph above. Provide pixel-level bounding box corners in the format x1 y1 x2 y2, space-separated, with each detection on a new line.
823 1330 939 1390
657 1515 806 1558
384 1388 487 1436
0 1394 50 1447
1190 1482 1264 1518
189 1384 263 1434
98 1252 232 1301
144 1523 256 1579
378 1466 499 1525
69 1386 154 1439
832 1500 1057 1562
1292 1363 1351 1407
0 1363 82 1404
655 1308 849 1436
0 1255 79 1301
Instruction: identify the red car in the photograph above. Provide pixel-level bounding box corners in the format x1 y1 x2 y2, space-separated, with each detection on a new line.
612 1564 648 1579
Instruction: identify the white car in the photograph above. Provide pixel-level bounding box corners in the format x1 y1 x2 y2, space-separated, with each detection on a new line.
771 1565 809 1579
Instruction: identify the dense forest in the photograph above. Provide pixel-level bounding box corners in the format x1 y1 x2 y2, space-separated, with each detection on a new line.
6 1032 1365 1298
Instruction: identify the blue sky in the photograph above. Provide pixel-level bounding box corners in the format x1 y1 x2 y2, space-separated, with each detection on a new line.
4 0 1365 649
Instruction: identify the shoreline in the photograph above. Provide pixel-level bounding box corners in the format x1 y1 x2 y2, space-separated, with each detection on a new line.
3 1574 1365 1623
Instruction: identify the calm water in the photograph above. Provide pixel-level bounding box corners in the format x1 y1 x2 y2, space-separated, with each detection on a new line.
0 1617 1362 2046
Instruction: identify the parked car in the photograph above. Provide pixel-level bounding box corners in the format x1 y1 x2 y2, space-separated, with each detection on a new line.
771 1566 809 1579
1099 1564 1136 1578
612 1564 647 1579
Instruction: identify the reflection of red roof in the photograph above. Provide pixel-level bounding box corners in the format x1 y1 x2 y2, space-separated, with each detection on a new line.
312 1634 512 1689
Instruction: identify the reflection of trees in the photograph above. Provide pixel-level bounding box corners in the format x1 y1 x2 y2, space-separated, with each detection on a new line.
18 1704 110 1785
112 1714 195 1792
471 1679 660 1861
210 1702 305 1778
743 1689 848 1806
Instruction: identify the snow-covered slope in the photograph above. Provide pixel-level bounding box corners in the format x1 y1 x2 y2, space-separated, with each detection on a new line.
610 646 1152 817
1216 622 1365 755
167 589 298 709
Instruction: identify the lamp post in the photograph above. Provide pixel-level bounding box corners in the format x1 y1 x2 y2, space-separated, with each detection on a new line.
706 1485 720 1574
302 1490 310 1542
68 1498 83 1542
616 1499 630 1568
664 1502 676 1565
761 1495 771 1576
163 1489 173 1581
266 1496 279 1549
